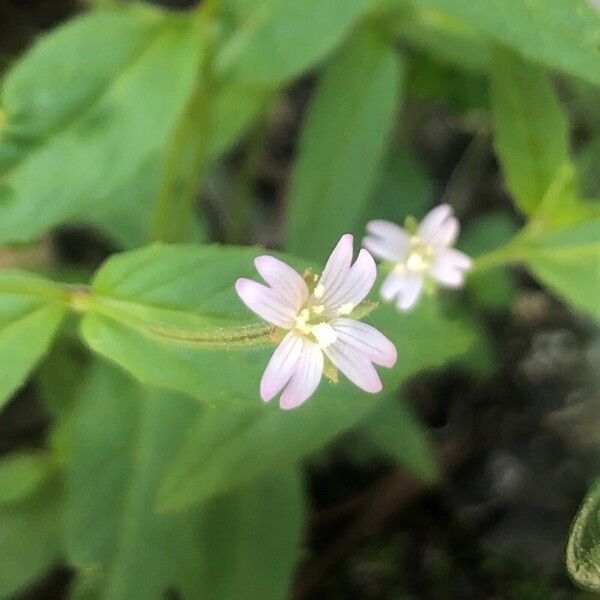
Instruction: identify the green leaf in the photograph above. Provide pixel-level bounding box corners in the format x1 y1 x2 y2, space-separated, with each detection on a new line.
525 240 600 319
361 397 439 483
513 174 600 319
181 470 305 600
218 0 372 85
0 452 55 505
66 361 305 600
0 270 67 410
393 7 489 72
287 27 402 261
80 244 276 405
0 477 62 598
0 9 204 243
209 82 272 158
567 479 600 592
65 361 203 600
81 155 207 250
490 48 570 215
405 0 600 86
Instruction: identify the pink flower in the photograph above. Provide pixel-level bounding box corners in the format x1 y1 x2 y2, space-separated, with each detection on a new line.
235 234 397 410
363 204 472 312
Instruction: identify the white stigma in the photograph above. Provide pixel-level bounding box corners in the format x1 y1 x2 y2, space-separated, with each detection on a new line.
312 322 338 348
313 283 325 299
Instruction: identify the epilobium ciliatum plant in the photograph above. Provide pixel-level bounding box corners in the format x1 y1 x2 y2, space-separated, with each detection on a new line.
0 0 598 597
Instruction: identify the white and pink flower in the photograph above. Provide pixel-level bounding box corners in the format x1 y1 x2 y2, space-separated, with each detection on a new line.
235 234 397 410
363 204 472 312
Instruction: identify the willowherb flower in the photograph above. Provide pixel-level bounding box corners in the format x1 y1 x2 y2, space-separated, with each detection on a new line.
363 204 472 312
235 234 397 410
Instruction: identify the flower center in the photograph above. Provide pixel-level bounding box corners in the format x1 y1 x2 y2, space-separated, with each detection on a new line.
395 236 434 274
293 306 337 348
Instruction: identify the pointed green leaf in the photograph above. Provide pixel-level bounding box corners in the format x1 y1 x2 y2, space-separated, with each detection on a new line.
288 28 402 260
0 271 67 410
490 48 570 215
567 479 600 591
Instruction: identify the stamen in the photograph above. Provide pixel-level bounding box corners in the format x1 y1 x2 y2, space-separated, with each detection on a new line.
337 302 354 315
313 283 325 299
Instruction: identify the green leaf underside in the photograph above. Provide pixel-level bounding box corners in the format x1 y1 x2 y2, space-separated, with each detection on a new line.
67 361 304 599
288 27 402 261
406 0 600 86
567 479 600 591
0 9 203 243
490 48 570 215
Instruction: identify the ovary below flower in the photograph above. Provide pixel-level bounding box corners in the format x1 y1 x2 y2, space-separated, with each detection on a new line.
235 234 397 410
363 204 472 312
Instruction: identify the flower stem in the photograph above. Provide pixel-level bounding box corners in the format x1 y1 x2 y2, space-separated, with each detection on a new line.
149 3 218 243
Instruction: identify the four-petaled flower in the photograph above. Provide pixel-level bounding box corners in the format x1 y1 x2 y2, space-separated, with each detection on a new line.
235 234 397 410
363 204 472 312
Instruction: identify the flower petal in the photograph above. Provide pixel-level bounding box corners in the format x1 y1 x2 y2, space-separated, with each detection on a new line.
260 331 304 402
395 273 424 312
330 318 397 367
435 216 459 247
254 255 308 311
235 278 296 328
279 339 324 410
322 249 377 312
429 248 472 288
363 220 410 262
379 272 406 302
418 204 454 244
317 234 354 301
324 340 382 393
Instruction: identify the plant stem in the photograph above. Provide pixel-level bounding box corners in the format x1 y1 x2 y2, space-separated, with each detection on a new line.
149 3 218 243
224 115 270 244
472 246 519 273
